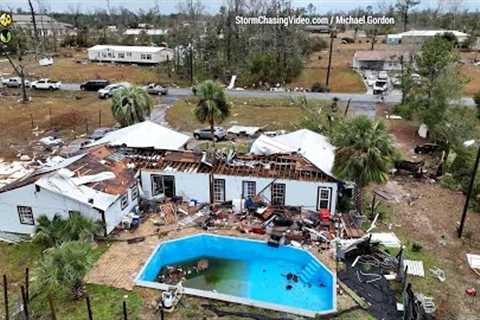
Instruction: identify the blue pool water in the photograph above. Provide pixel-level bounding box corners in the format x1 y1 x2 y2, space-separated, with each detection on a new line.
136 234 335 315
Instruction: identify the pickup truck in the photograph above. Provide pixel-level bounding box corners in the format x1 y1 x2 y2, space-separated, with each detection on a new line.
30 78 62 90
1 77 30 88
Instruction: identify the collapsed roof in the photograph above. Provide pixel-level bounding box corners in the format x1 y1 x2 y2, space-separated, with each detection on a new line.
127 148 337 183
0 146 137 212
88 121 190 151
250 129 336 177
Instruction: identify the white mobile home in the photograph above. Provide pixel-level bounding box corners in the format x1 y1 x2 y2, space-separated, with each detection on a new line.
0 146 139 236
387 30 469 46
136 150 340 214
87 45 174 64
353 50 412 71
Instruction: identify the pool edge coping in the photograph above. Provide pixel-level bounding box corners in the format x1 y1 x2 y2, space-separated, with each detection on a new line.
134 232 337 318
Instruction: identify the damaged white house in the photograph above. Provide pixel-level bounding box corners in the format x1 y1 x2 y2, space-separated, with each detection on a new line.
134 129 341 214
0 146 139 236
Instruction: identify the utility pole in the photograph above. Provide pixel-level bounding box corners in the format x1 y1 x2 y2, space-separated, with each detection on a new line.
458 143 480 238
325 31 336 89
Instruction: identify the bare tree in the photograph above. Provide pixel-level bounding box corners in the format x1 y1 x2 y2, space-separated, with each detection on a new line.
27 0 40 45
448 0 463 29
395 0 421 32
0 46 29 103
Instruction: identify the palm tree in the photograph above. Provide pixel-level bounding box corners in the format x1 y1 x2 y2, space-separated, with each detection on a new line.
63 211 102 243
194 80 230 139
33 214 67 248
111 86 153 127
33 213 101 248
35 241 94 299
332 116 395 214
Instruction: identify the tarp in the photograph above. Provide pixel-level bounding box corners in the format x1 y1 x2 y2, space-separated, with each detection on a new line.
89 121 190 151
250 129 335 176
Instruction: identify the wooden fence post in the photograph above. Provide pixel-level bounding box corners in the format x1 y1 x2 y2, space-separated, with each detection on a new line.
20 285 29 320
86 295 93 320
25 268 29 302
3 274 9 320
122 300 127 320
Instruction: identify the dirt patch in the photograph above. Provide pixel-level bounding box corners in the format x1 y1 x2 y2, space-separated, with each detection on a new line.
0 89 114 160
380 110 480 319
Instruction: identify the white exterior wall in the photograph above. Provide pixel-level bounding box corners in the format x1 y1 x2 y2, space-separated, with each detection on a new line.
87 47 173 64
103 184 139 234
140 170 338 213
0 182 139 235
215 174 337 213
140 170 210 201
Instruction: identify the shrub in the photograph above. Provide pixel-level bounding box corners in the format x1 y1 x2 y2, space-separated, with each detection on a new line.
311 82 329 92
310 37 328 51
393 103 414 120
474 91 480 118
411 242 423 252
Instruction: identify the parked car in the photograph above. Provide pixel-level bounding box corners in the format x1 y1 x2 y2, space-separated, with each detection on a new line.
31 78 61 90
1 77 30 88
373 78 389 95
193 127 226 141
97 83 130 99
144 83 168 95
80 80 110 91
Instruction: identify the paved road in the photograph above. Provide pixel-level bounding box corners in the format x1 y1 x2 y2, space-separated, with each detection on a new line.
61 83 475 106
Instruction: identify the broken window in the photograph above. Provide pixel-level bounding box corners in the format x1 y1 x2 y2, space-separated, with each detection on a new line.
152 175 175 198
130 184 139 201
146 54 152 60
271 183 286 206
213 179 226 203
317 187 332 210
120 193 129 210
242 181 256 199
17 206 34 225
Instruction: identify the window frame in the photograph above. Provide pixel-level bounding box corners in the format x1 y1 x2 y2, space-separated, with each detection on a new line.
120 193 129 210
17 206 35 225
151 175 175 197
130 183 139 201
271 183 286 206
317 187 332 211
242 181 256 199
213 178 226 203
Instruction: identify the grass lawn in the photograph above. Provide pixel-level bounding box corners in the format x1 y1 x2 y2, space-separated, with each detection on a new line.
0 89 115 160
0 241 144 320
166 96 329 132
292 65 365 93
0 48 187 86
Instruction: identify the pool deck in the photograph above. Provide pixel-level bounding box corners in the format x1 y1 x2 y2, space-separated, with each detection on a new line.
84 215 358 314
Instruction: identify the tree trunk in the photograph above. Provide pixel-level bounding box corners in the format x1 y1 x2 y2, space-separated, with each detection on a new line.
20 68 28 103
354 185 364 215
48 294 57 320
210 115 215 146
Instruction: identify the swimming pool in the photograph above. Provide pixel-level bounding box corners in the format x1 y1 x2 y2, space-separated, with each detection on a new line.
135 233 336 317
